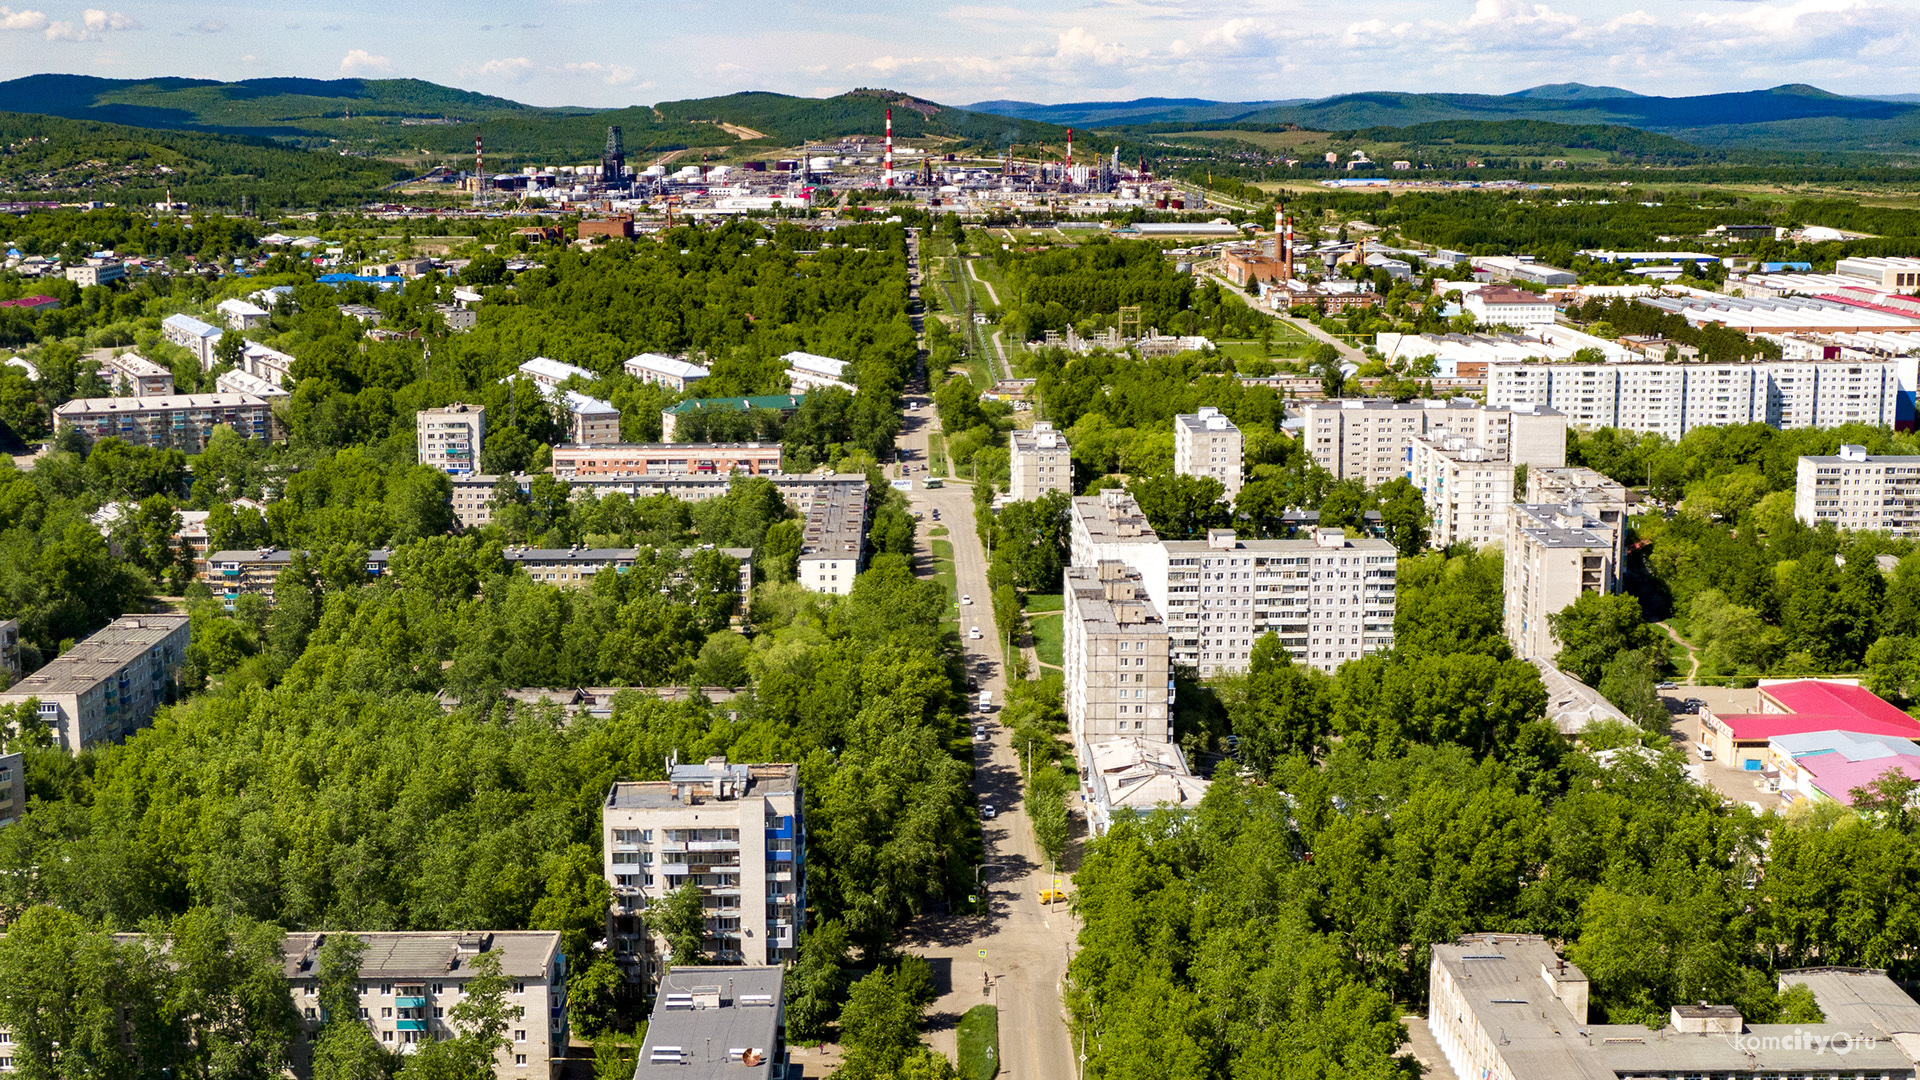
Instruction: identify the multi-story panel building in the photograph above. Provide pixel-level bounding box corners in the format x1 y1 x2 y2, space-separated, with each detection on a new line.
1408 431 1514 549
215 297 270 330
280 931 568 1079
603 759 804 984
100 350 175 396
1008 423 1072 502
782 351 853 393
215 369 290 404
1067 491 1166 589
208 548 390 606
1173 407 1243 500
238 341 295 387
66 261 126 287
0 751 22 829
623 353 710 392
1462 285 1556 327
1148 528 1397 676
449 472 867 530
418 403 486 474
161 313 223 367
0 617 19 680
55 393 273 452
0 614 189 752
795 483 867 595
515 357 596 394
1064 562 1172 746
1795 445 1920 534
560 391 621 445
1504 503 1619 661
1488 360 1901 435
503 547 752 611
635 966 787 1078
661 395 805 442
549 443 783 479
1300 398 1564 486
1528 466 1630 570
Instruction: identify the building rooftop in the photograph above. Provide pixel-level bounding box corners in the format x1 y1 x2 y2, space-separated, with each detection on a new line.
1066 562 1165 637
1086 737 1209 817
560 389 619 417
103 351 171 377
626 353 710 379
280 930 559 981
1781 968 1920 1043
1162 528 1395 556
663 395 805 416
797 485 866 562
782 351 847 378
1510 502 1614 549
55 393 269 416
1071 491 1160 547
607 758 799 811
553 442 781 453
1174 406 1238 434
1531 658 1630 736
635 966 785 1078
161 312 221 339
1 614 188 697
518 356 596 383
1009 423 1068 452
1473 285 1553 305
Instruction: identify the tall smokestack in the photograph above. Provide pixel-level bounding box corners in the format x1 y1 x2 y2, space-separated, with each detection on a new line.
1066 128 1074 168
474 135 485 204
1283 204 1295 280
885 108 894 188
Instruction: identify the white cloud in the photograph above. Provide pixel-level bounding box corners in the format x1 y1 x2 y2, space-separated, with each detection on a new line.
0 6 45 31
191 18 225 33
46 7 135 40
479 56 532 80
562 61 639 86
339 49 392 75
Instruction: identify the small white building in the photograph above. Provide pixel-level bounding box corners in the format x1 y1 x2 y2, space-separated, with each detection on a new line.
783 351 854 393
215 297 270 330
161 313 223 369
624 353 710 392
1463 286 1557 327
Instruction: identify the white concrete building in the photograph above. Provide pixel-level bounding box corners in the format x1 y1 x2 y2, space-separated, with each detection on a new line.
782 351 854 393
1008 423 1072 502
515 357 596 396
417 403 485 475
1463 285 1557 327
1068 491 1167 591
281 931 568 1079
1150 528 1397 676
1300 398 1565 486
215 369 290 400
1795 444 1920 535
215 297 270 330
795 482 867 595
1504 502 1619 662
559 390 621 445
624 353 710 392
100 350 174 396
1528 466 1629 570
1173 407 1243 501
1836 255 1920 290
238 342 295 387
1064 562 1172 746
161 313 223 368
602 758 804 983
1487 360 1901 436
0 614 189 753
1408 430 1515 549
1082 737 1210 837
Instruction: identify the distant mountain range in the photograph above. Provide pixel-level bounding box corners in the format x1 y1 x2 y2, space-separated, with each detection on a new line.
966 83 1920 152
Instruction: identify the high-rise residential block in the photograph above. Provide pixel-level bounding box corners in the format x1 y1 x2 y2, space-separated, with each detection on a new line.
1528 466 1630 569
1795 444 1920 535
1173 407 1244 500
1487 360 1901 436
0 614 189 752
602 758 804 984
1300 398 1564 487
418 403 485 474
1504 503 1619 662
1064 562 1172 745
1068 490 1166 585
1008 422 1072 502
1408 430 1516 549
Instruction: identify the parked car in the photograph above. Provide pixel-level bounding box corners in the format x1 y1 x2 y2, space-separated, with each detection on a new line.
981 805 996 820
1657 682 1677 690
1038 888 1069 904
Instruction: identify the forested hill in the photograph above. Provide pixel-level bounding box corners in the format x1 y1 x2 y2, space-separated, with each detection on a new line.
0 74 536 136
0 111 409 207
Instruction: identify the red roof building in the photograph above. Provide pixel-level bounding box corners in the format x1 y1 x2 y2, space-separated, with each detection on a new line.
1699 680 1920 769
0 295 60 311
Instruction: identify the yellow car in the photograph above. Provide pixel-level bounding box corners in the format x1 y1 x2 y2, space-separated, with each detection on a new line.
1038 888 1069 904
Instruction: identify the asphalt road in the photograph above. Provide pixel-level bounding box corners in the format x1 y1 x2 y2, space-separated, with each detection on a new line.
892 397 1081 1080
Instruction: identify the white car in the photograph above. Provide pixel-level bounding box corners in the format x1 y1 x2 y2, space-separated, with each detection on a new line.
961 594 973 605
981 805 996 820
968 625 982 640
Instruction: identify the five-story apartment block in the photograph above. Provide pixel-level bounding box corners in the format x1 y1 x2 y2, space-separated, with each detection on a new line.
418 403 486 474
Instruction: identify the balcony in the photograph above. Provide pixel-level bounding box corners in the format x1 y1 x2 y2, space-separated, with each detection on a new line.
396 996 427 1008
396 1020 427 1032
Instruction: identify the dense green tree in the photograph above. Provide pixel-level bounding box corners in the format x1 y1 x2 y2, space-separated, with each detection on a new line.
1550 592 1662 685
644 883 708 966
1127 473 1229 541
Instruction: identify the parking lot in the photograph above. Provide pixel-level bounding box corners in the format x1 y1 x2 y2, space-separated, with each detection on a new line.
1659 685 1785 809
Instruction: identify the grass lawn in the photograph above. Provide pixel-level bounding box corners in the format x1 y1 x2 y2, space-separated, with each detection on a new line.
929 524 949 537
930 538 958 618
1024 592 1064 614
956 1005 1000 1080
1029 612 1064 668
928 432 950 478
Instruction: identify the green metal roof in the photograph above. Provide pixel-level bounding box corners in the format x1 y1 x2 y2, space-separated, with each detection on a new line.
664 394 805 415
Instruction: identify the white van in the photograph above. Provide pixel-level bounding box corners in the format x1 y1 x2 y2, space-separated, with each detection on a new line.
978 690 992 711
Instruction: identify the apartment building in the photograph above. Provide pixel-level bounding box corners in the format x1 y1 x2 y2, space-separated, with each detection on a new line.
449 472 867 530
1147 528 1397 676
782 351 853 393
1504 503 1619 662
1487 360 1901 436
1795 444 1920 534
55 393 274 452
549 443 783 479
1068 491 1167 590
635 966 787 1078
1173 407 1244 500
796 483 867 595
1429 933 1917 1080
1528 466 1629 570
208 548 389 606
560 391 621 445
281 931 567 1079
0 614 189 752
661 396 805 442
504 546 752 611
1064 562 1172 746
238 341 295 387
65 260 126 287
0 617 18 680
1408 431 1514 549
161 313 223 367
100 350 174 396
215 369 290 403
216 297 270 329
515 356 596 394
0 751 22 829
624 353 710 392
1300 398 1565 486
418 403 485 474
603 758 804 983
1462 285 1556 327
1009 423 1072 502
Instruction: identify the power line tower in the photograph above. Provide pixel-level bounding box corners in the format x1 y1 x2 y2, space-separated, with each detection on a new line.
602 126 626 188
472 135 488 211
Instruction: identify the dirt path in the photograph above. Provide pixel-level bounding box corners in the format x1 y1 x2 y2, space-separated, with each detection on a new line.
1658 622 1702 684
716 122 766 140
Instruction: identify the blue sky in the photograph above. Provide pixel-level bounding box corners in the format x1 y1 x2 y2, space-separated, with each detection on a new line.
0 0 1915 107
